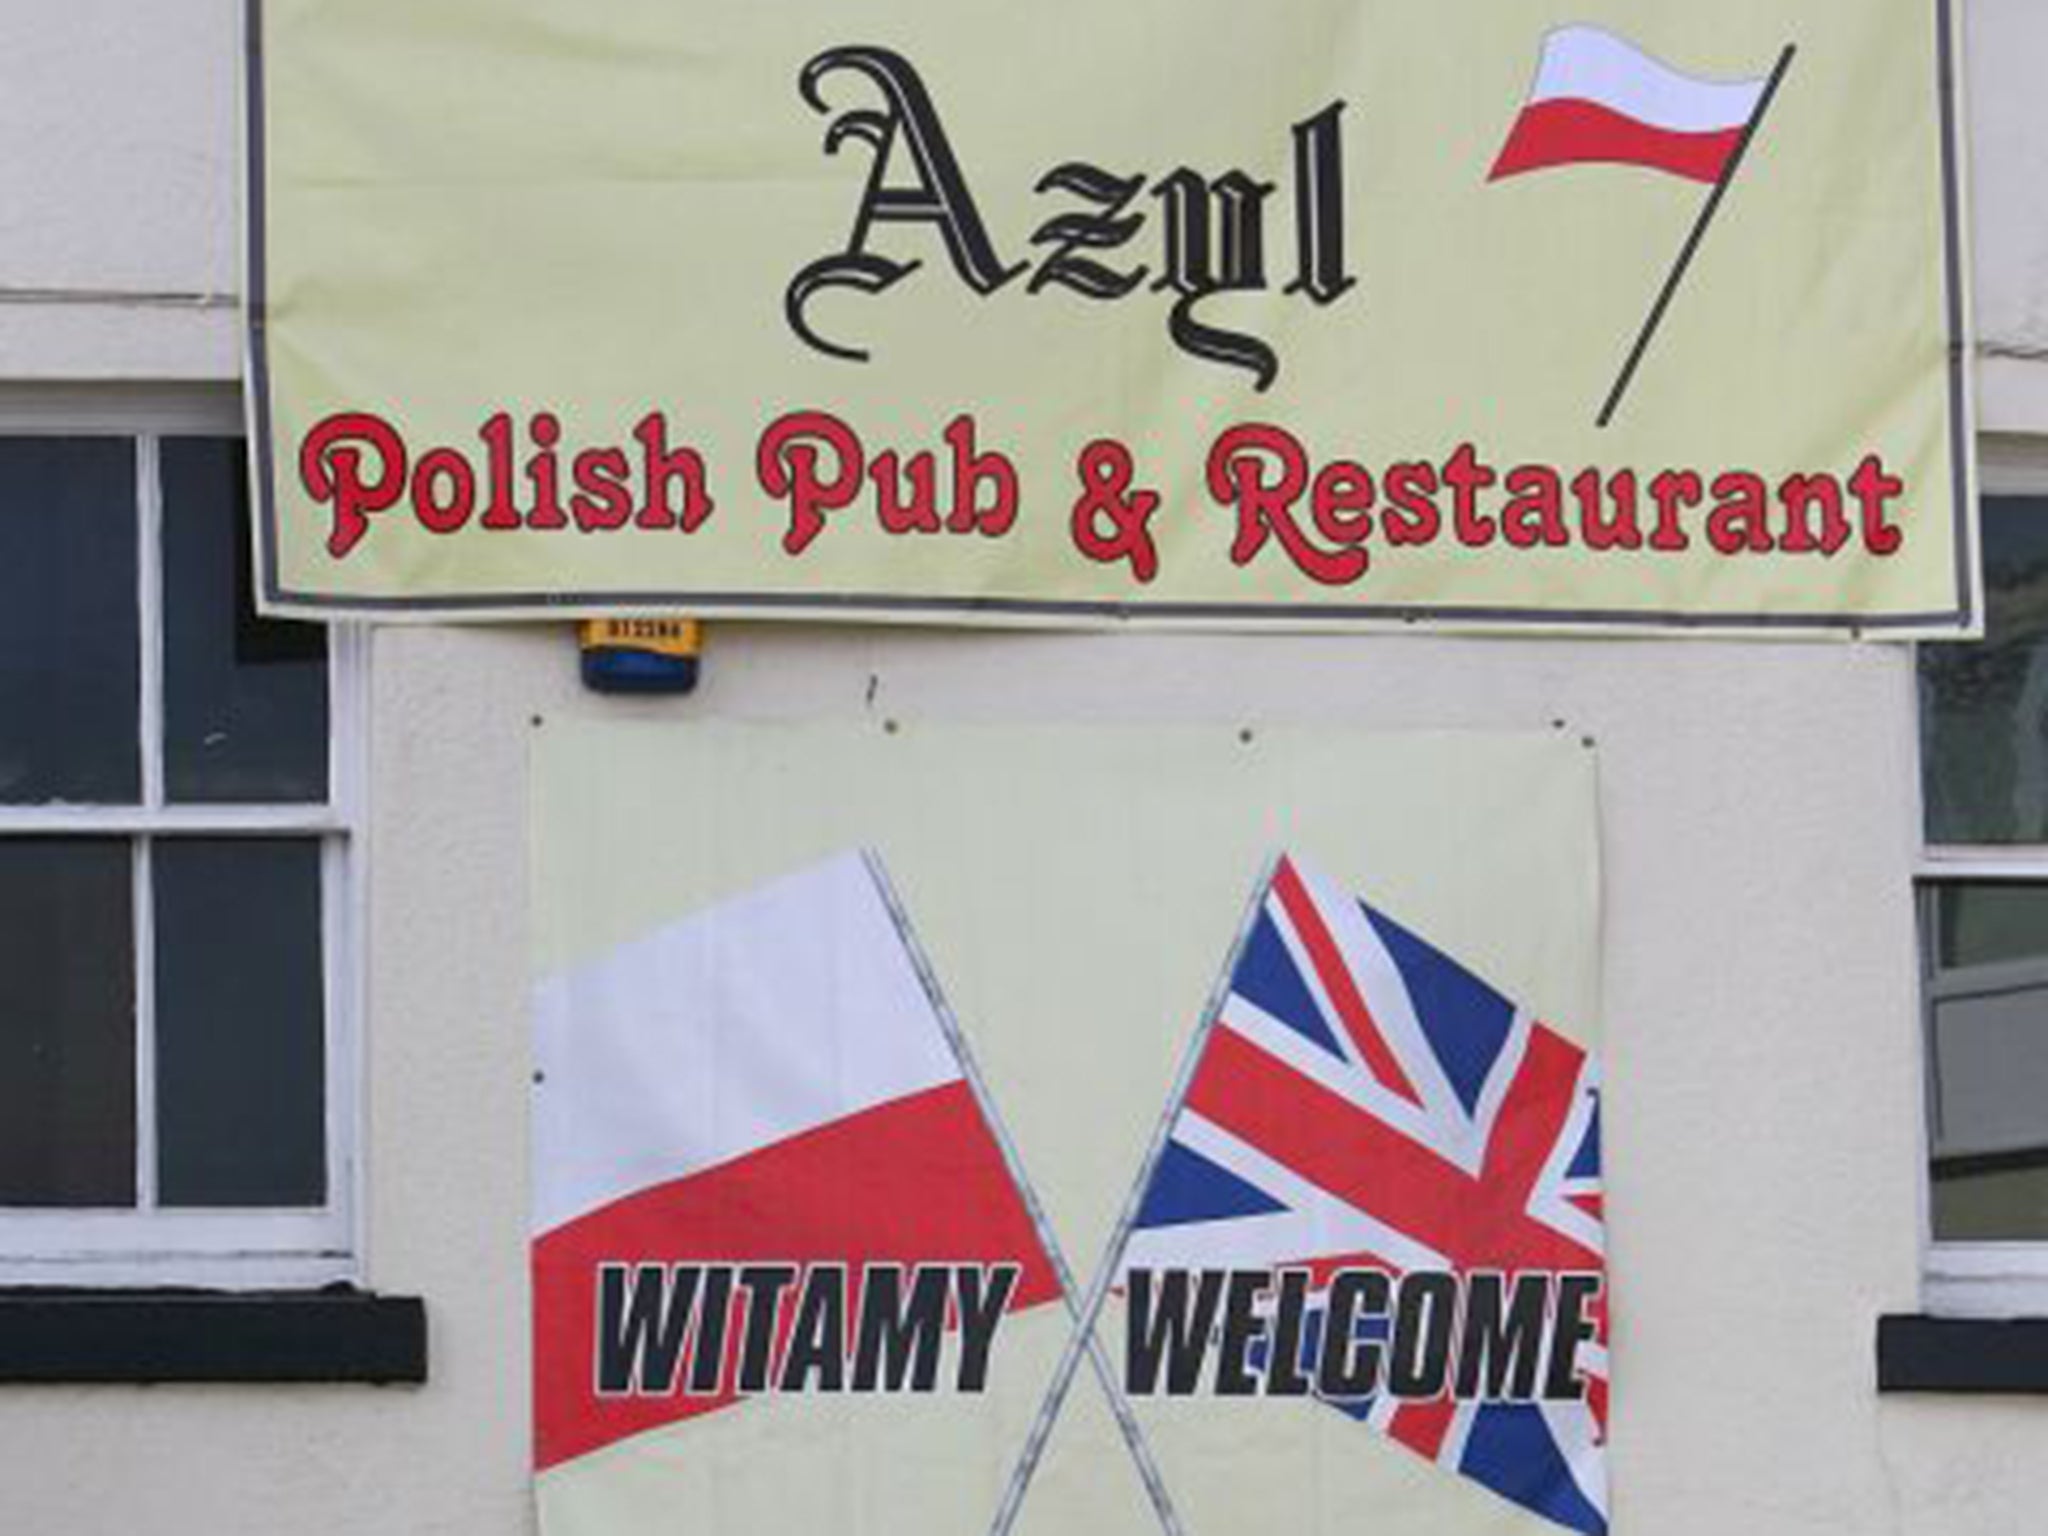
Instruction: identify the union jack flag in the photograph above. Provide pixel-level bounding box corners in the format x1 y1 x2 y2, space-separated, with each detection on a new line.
1121 855 1609 1534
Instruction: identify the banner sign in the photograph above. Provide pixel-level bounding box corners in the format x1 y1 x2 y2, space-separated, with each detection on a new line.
250 1 1973 632
531 723 1605 1534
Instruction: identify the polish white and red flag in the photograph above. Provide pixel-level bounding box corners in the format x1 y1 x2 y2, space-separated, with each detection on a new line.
530 851 1061 1475
1491 25 1770 185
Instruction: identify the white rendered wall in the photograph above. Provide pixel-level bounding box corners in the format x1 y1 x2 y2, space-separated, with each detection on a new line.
0 0 241 377
1968 0 2048 432
0 620 1999 1536
0 2 2041 1534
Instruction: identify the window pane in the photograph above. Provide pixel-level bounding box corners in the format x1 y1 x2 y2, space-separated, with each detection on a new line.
154 838 326 1207
161 437 328 804
1935 882 2048 969
1921 496 2048 843
1925 881 2048 1240
0 839 135 1206
0 438 139 803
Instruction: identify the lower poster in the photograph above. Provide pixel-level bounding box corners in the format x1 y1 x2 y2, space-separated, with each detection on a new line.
530 722 1607 1536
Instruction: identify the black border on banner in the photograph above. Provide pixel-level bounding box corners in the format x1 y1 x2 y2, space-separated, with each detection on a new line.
242 1 1977 633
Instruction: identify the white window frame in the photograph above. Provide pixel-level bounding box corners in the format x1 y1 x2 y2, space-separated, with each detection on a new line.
1918 435 2048 1317
0 384 363 1289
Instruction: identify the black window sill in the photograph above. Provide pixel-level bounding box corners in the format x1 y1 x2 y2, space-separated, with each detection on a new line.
1879 1313 2048 1393
0 1287 426 1384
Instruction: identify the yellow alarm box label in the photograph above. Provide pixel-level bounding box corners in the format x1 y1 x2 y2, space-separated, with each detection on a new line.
579 619 702 658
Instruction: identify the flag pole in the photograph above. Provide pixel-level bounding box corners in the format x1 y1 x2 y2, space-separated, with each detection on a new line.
1596 43 1796 428
984 854 1279 1536
858 852 1190 1536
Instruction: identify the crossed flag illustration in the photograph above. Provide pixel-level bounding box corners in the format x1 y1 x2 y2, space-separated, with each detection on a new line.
532 844 1608 1535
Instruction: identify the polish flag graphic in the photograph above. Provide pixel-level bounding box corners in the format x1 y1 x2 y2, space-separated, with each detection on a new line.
1490 26 1771 185
531 852 1061 1473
